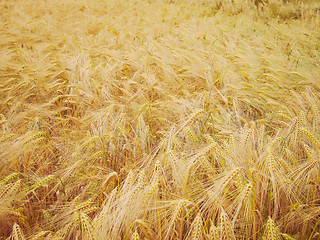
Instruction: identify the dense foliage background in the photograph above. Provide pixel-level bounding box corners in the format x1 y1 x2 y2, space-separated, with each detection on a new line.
0 0 320 239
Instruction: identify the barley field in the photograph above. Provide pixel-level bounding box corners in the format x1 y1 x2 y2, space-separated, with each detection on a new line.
1 0 320 239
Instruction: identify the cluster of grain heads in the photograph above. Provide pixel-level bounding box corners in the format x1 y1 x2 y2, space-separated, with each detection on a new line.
0 0 319 238
91 160 164 239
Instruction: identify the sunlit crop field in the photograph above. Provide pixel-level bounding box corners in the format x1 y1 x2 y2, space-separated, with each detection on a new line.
1 0 320 239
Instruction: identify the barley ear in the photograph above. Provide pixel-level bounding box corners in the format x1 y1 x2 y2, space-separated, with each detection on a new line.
220 208 236 240
285 148 298 166
209 221 220 239
80 212 95 240
262 216 281 240
122 171 134 192
30 231 51 239
301 128 320 151
281 233 296 240
131 228 140 240
312 105 319 132
11 223 26 240
191 212 202 240
0 180 21 201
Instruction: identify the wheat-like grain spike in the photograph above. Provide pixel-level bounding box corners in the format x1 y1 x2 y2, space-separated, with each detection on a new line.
151 160 161 186
0 180 21 201
80 211 95 240
176 109 204 135
312 105 319 132
209 221 220 239
80 136 100 151
28 175 56 194
191 212 202 240
31 231 51 239
0 133 15 142
75 200 93 211
301 128 320 151
12 223 26 240
164 199 188 239
91 150 104 159
266 153 275 174
122 171 134 192
131 229 140 240
263 216 281 240
102 171 118 189
130 170 146 200
186 126 199 143
303 144 317 162
204 134 215 144
220 208 236 240
281 233 296 240
0 173 19 186
285 148 298 166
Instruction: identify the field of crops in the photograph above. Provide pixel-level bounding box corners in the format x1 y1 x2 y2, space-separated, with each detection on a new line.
1 0 320 239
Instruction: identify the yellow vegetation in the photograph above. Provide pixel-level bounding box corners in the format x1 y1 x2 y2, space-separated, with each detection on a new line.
0 0 320 239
